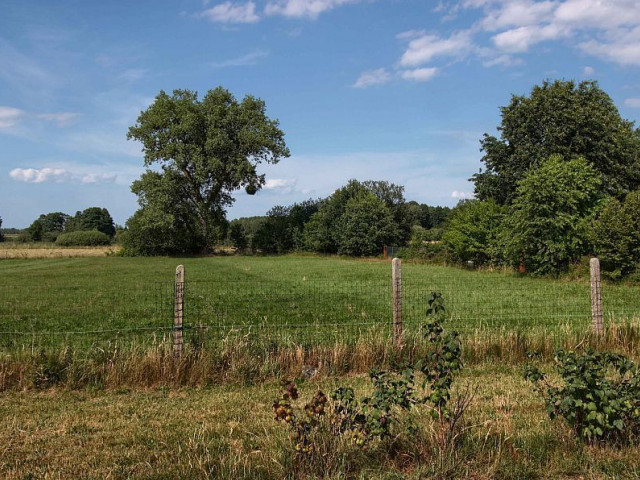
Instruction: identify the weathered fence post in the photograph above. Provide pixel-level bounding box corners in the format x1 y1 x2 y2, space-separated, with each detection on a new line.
173 264 185 355
392 258 403 348
590 257 603 335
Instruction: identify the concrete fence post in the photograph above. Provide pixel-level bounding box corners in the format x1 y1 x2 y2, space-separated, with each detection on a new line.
590 257 603 335
392 258 403 348
173 264 185 355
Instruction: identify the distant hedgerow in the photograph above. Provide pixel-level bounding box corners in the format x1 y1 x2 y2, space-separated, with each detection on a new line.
55 230 111 247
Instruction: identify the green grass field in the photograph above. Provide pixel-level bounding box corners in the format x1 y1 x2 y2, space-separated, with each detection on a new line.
0 254 639 349
2 254 640 478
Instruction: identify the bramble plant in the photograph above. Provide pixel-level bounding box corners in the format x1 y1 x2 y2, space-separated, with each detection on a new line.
273 292 463 454
525 348 640 443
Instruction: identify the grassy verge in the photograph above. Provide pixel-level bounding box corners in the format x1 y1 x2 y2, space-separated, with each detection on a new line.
2 323 638 392
2 364 639 479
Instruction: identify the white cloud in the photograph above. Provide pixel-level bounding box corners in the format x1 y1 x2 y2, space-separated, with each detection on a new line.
9 167 116 184
80 173 117 184
481 0 555 31
265 0 361 19
399 31 473 67
451 190 473 199
582 65 595 76
400 67 439 82
464 0 640 65
35 112 81 127
201 1 260 23
0 106 24 129
353 68 391 88
263 178 297 192
624 98 640 108
554 0 640 30
10 168 71 183
579 27 640 65
492 23 566 52
210 49 269 67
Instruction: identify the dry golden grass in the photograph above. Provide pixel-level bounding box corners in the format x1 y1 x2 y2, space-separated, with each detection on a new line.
0 243 120 259
1 366 639 479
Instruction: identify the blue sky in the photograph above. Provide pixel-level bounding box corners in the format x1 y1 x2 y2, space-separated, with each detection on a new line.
1 0 640 228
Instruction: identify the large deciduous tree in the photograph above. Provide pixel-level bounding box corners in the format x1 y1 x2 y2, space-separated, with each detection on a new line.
127 87 289 253
502 155 602 275
472 80 640 204
303 179 407 254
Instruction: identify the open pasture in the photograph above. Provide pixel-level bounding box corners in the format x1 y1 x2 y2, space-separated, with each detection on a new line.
0 255 639 350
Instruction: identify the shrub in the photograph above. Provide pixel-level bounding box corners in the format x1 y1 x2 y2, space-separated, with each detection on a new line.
525 348 640 443
274 292 464 462
441 199 504 266
55 230 111 247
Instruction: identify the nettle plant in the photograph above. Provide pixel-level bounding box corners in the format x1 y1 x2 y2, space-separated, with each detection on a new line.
273 292 463 454
525 349 640 443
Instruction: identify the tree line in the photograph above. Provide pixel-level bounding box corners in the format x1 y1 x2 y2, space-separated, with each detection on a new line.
2 208 116 246
229 181 450 257
6 79 638 279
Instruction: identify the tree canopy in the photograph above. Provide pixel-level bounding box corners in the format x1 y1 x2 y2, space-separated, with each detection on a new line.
304 179 407 254
472 80 640 204
502 155 602 275
127 87 289 253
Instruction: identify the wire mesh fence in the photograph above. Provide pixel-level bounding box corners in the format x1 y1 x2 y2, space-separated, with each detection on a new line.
0 262 638 350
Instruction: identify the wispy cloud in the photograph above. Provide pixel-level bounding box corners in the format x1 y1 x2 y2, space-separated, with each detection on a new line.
0 107 81 130
353 68 391 88
9 167 116 184
35 112 81 127
399 31 473 67
624 98 640 108
265 0 363 19
0 106 25 129
210 49 269 67
200 1 260 23
400 67 439 82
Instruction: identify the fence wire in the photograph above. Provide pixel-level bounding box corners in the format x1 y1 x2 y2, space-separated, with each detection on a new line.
0 269 638 350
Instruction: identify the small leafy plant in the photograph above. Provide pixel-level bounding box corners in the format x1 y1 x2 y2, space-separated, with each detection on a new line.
525 348 640 443
273 292 464 456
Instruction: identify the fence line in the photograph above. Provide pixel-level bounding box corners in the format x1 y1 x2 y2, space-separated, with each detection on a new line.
0 258 638 350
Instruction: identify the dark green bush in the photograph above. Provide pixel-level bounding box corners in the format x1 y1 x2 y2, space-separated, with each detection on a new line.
55 230 111 247
525 349 640 443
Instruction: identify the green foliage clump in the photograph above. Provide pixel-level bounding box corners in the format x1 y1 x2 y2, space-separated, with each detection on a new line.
274 292 463 457
126 87 289 253
69 207 115 238
472 79 640 204
502 155 602 275
251 200 321 254
120 170 207 256
336 192 399 257
592 189 640 279
525 349 640 443
55 230 111 247
228 220 248 250
441 199 504 266
304 180 407 256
